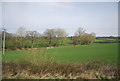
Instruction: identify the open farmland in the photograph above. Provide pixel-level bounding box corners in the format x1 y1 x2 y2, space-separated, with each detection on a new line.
3 43 118 65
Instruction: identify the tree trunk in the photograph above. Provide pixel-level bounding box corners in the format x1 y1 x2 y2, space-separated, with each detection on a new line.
31 40 34 48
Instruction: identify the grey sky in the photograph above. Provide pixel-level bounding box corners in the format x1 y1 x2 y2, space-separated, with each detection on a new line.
2 2 118 36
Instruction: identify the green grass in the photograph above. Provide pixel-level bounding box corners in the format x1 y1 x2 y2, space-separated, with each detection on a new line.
94 38 117 42
3 43 118 65
47 43 118 64
94 39 105 42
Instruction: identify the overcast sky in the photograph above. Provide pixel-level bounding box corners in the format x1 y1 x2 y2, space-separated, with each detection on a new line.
2 2 118 36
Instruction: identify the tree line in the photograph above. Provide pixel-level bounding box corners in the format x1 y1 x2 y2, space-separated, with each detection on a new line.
2 27 95 50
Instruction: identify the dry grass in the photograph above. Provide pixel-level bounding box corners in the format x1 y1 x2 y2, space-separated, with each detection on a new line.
2 60 118 79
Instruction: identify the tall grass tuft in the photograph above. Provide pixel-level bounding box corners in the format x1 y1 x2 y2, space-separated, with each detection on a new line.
24 49 55 66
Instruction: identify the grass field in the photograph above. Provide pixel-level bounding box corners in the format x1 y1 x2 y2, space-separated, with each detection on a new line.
94 38 118 42
3 43 118 65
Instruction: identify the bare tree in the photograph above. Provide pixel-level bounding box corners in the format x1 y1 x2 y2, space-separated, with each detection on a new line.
17 27 25 37
44 28 68 47
44 29 57 47
16 27 25 48
73 27 86 45
26 31 40 48
56 28 68 46
74 27 86 37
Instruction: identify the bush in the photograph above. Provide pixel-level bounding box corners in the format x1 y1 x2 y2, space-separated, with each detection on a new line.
73 34 95 45
80 34 95 45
